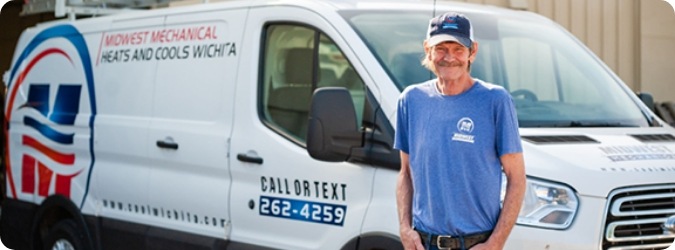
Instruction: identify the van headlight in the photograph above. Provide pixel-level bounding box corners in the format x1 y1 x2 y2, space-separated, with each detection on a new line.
501 176 578 229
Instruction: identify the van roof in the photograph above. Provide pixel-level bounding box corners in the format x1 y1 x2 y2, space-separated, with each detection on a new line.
146 0 532 21
237 0 519 15
31 0 546 32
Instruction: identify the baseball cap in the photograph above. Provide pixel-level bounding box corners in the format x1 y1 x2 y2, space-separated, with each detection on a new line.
427 12 474 48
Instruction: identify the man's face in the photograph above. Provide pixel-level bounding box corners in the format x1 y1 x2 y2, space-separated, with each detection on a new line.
426 41 474 81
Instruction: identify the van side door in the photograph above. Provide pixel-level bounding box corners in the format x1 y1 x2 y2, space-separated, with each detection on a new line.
228 6 376 250
144 9 244 246
92 17 161 249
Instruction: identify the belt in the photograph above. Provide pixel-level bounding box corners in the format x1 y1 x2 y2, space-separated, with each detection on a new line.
416 230 491 250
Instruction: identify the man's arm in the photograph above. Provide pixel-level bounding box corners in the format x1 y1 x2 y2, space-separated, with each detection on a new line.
397 151 424 250
473 152 526 250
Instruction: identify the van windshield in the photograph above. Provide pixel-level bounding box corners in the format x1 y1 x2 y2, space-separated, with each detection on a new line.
341 10 650 128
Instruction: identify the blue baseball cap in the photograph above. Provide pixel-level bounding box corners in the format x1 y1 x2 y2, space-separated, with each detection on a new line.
427 12 474 48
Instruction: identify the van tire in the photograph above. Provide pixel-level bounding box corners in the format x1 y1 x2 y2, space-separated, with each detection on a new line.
43 219 85 250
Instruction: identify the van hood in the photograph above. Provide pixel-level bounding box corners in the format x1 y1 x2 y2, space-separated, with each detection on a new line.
520 127 675 198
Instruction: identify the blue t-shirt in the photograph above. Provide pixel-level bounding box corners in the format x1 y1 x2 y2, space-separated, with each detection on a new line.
394 79 522 236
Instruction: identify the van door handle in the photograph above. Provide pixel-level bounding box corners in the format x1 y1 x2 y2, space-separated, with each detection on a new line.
156 137 179 150
237 153 263 164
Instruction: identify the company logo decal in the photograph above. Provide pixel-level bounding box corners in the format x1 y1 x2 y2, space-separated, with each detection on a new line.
452 117 475 143
5 24 96 207
97 24 235 65
20 84 82 198
599 145 675 162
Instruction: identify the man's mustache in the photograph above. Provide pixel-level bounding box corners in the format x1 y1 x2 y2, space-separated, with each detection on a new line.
437 60 464 67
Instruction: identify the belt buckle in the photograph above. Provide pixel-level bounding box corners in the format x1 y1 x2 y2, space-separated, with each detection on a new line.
436 235 454 249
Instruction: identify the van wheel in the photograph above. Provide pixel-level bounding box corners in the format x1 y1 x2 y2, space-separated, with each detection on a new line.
43 220 84 250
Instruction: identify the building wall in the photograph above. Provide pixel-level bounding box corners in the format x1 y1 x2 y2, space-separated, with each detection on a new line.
641 0 675 102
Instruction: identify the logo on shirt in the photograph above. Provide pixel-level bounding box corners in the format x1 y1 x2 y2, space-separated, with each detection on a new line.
452 117 475 143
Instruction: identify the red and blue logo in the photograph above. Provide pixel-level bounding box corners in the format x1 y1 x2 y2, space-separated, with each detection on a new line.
5 24 96 207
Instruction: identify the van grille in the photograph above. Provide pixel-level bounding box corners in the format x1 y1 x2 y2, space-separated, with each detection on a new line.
603 185 675 250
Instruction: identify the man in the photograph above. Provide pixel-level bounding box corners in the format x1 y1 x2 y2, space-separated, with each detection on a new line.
394 12 526 250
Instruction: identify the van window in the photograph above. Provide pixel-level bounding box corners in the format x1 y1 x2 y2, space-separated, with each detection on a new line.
260 24 365 144
501 38 558 101
341 11 649 128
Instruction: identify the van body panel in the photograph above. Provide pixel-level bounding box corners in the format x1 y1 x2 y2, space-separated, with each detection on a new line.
360 168 399 238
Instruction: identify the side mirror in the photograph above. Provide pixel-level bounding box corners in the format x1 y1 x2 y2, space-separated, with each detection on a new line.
306 87 362 162
637 92 655 111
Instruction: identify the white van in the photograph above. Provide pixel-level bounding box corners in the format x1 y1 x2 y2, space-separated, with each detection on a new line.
1 0 674 249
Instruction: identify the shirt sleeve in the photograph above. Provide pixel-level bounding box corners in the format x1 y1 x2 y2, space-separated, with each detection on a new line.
393 93 410 154
495 90 523 156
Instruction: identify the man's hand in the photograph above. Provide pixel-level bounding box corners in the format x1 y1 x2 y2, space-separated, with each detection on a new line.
400 227 424 250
